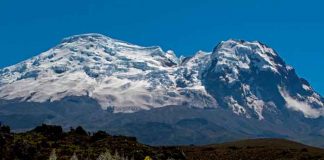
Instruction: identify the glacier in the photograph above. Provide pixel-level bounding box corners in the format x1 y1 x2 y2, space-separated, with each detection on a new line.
0 33 323 120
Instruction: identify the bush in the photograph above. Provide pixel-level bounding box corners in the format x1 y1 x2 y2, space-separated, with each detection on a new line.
0 124 10 134
32 124 63 140
96 150 130 160
74 126 88 136
91 131 109 142
49 149 57 160
70 153 78 160
96 150 115 160
144 156 152 160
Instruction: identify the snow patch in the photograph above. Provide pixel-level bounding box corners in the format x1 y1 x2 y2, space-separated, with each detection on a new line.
302 84 312 91
226 96 248 117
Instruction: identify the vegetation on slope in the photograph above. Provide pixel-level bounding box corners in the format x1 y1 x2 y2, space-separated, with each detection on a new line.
1 123 324 160
0 124 184 160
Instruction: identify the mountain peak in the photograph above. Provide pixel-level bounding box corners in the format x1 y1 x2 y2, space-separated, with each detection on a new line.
204 39 323 119
211 39 282 75
60 33 161 52
0 34 322 120
216 39 278 57
61 33 110 43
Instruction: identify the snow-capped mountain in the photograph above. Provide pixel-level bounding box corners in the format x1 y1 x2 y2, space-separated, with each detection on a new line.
0 34 322 118
204 40 323 119
0 34 323 146
0 34 216 113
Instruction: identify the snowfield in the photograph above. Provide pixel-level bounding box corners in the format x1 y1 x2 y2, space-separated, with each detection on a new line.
0 33 323 119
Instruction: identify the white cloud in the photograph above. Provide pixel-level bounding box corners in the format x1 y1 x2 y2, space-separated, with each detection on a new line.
279 87 323 118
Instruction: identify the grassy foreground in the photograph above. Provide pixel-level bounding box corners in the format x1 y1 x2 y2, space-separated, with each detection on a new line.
0 124 323 160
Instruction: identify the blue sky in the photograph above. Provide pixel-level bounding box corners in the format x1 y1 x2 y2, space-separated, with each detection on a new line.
0 0 323 95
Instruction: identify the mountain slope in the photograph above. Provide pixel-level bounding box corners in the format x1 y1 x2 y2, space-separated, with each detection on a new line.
183 138 324 160
0 33 323 146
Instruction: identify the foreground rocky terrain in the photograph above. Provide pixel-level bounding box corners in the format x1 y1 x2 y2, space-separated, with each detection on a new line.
1 124 323 160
